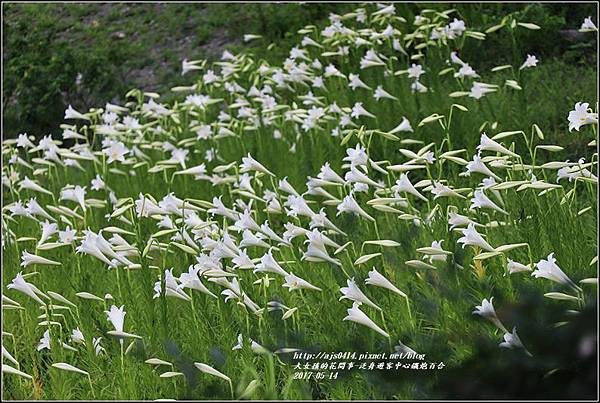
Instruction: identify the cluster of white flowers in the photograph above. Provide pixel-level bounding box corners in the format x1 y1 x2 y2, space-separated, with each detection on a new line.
1 3 596 396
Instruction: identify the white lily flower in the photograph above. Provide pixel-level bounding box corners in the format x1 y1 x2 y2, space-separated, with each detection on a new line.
340 278 381 310
343 302 389 338
283 272 322 292
240 153 274 176
567 102 598 132
337 194 374 222
472 297 507 332
392 174 427 201
470 190 508 215
365 268 407 298
532 253 576 288
477 133 518 157
7 271 47 305
21 250 61 267
254 249 289 277
507 258 532 274
457 223 496 252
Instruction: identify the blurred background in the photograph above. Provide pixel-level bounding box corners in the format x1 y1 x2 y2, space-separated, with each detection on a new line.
2 3 597 140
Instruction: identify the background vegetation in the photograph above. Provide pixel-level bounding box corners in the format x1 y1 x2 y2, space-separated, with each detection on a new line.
2 3 597 140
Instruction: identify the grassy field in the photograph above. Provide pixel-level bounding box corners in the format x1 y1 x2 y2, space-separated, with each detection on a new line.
2 3 598 400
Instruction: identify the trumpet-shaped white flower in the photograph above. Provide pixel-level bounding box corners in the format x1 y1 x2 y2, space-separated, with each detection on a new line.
465 154 501 180
407 64 424 79
301 237 341 266
374 85 397 101
337 194 374 222
7 271 46 305
345 166 382 188
60 185 87 212
507 258 532 274
580 17 597 32
365 268 407 298
340 278 381 310
392 174 427 201
254 249 289 277
154 268 191 301
470 190 508 215
179 265 217 298
499 327 531 356
103 141 129 164
532 253 576 287
285 195 315 218
235 210 262 233
343 302 389 338
568 102 598 132
37 330 51 351
71 328 85 344
348 73 371 90
343 144 369 168
105 305 126 333
431 182 465 199
91 175 105 191
472 297 507 332
64 105 89 121
19 177 52 196
182 59 202 75
457 223 495 252
240 153 274 176
283 272 322 292
239 230 270 249
26 198 54 221
519 54 538 70
477 133 518 157
39 221 58 245
469 82 496 99
318 162 345 184
448 211 478 230
16 133 35 149
351 102 375 119
389 117 413 134
21 250 61 267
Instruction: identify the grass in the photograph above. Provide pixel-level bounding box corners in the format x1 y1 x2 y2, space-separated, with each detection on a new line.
2 3 598 400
